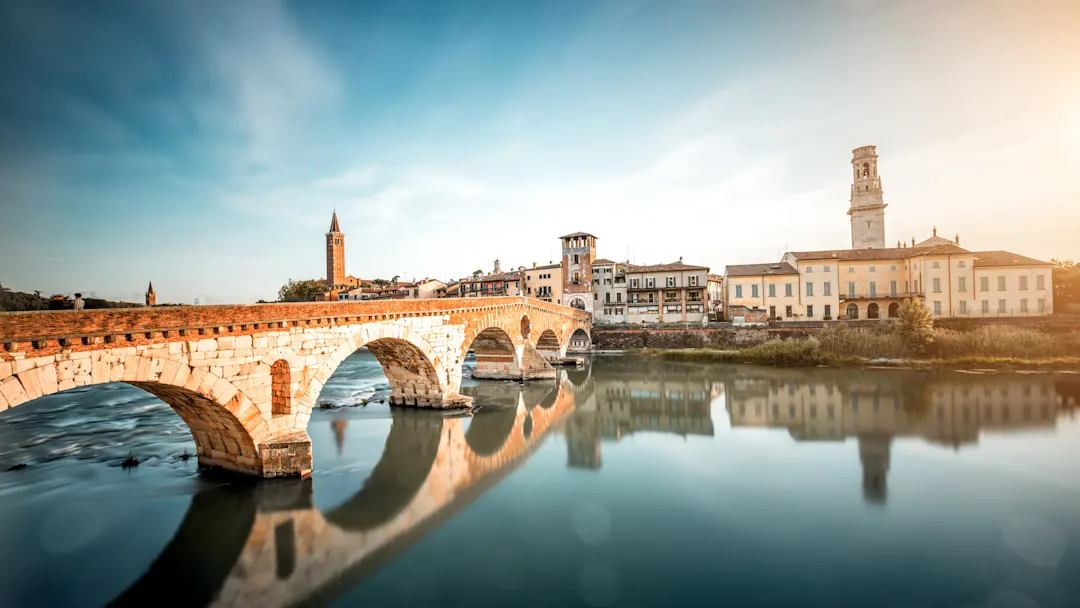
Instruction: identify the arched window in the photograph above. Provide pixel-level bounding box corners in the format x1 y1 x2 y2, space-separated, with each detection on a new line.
867 303 880 319
888 302 900 318
271 359 292 416
861 162 869 178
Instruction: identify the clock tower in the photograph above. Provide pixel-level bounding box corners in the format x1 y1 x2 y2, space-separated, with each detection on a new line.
849 145 887 249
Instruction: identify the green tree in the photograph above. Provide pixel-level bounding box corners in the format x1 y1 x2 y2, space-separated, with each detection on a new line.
894 298 934 354
390 275 400 284
277 279 326 302
1051 259 1079 312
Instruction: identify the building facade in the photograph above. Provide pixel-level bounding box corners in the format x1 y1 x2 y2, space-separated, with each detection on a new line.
592 259 627 323
724 146 1053 320
523 262 562 303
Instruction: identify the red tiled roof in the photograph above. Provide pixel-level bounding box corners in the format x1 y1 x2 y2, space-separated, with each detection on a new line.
626 262 709 273
786 244 969 261
560 231 597 239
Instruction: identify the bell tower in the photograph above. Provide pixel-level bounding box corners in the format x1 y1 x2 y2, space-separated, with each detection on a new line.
560 232 596 314
326 211 346 288
849 145 887 249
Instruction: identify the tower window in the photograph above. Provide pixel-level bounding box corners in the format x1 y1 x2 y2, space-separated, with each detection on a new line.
335 239 341 246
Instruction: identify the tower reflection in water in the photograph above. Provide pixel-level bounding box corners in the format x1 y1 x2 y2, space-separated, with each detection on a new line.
722 366 1076 504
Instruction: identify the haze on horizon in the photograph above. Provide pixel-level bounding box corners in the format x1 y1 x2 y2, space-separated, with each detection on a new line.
1 0 1078 305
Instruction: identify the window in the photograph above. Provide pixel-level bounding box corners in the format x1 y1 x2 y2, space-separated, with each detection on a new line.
932 261 940 269
848 282 855 297
1020 299 1028 313
933 301 942 315
998 276 1006 291
617 293 622 303
913 263 919 269
751 284 759 298
769 305 776 319
807 305 814 318
594 293 598 300
768 284 776 298
573 254 579 264
785 305 793 317
958 277 967 292
785 283 793 297
980 277 989 292
735 285 743 298
824 282 832 296
1038 298 1046 313
666 276 676 288
1019 276 1028 291
806 266 813 273
959 300 967 314
869 281 877 296
824 265 831 272
998 299 1006 313
689 276 699 286
914 279 920 293
848 267 855 273
890 280 897 296
981 300 989 313
933 278 942 293
1037 275 1046 290
806 282 814 297
890 265 897 271
605 293 611 303
869 266 876 273
646 278 655 288
824 304 832 318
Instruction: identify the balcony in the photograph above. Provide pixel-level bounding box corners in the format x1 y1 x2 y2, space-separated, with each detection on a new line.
840 292 923 301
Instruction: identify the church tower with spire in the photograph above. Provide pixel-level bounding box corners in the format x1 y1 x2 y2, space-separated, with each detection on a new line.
145 281 156 307
849 146 887 249
326 211 346 289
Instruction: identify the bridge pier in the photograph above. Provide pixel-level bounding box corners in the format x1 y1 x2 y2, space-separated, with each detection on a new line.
257 430 313 478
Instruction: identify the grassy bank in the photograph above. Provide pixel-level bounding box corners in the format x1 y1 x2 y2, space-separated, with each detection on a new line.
642 324 1080 370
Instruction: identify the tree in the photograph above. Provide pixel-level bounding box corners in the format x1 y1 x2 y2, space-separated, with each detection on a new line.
894 298 934 354
277 279 326 302
1051 259 1079 312
390 275 400 284
372 278 387 286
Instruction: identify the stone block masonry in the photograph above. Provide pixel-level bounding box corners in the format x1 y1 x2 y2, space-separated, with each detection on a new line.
0 296 589 478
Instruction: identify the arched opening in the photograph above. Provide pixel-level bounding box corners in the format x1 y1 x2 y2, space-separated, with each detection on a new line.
468 327 520 380
464 404 519 456
888 302 900 318
569 298 587 310
867 303 880 319
845 303 860 320
535 329 561 360
566 328 592 353
271 359 292 416
861 162 869 178
364 338 446 407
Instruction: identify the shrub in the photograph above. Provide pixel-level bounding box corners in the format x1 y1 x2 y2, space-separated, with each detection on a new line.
894 299 935 354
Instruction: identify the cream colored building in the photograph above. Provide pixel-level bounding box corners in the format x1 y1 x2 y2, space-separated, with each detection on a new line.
592 259 627 323
723 146 1054 320
614 260 710 324
523 262 562 304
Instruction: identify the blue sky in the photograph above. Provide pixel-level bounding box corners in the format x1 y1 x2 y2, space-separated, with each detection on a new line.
1 0 1078 304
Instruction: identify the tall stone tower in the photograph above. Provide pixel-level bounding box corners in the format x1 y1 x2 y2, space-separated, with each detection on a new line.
326 211 345 289
560 232 596 314
849 145 887 249
145 281 156 307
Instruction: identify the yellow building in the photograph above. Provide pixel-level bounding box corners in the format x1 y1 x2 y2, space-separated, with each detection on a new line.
523 262 562 304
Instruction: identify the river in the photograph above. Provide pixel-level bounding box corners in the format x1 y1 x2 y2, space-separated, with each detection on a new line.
1 354 1078 607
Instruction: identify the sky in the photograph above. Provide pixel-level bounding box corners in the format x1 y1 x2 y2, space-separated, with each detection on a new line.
1 0 1078 304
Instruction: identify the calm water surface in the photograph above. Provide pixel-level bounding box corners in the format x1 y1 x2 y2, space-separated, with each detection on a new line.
1 354 1079 607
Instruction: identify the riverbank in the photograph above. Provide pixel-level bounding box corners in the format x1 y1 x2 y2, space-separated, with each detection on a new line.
629 324 1080 371
638 348 1080 372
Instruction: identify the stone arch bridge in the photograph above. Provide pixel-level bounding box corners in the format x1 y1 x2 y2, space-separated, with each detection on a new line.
0 297 590 477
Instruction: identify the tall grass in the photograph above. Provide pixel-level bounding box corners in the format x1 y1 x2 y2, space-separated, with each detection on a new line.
928 326 1080 359
653 323 1080 368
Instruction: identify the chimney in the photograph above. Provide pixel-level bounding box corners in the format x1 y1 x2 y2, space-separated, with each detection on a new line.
679 256 683 263
911 237 916 247
955 234 960 245
533 262 537 268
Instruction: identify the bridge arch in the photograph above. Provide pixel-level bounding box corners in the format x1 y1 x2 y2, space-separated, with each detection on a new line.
566 327 592 353
0 356 270 475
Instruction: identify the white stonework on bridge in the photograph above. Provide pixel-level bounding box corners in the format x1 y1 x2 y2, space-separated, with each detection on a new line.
0 297 591 478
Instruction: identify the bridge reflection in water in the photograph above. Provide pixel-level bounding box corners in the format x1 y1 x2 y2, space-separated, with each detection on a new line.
110 375 579 608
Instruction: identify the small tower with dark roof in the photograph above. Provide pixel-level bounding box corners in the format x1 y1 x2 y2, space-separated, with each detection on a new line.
145 281 156 307
326 211 346 289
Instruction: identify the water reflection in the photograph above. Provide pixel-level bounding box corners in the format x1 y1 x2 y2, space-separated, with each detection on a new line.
109 377 578 608
723 366 1078 504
